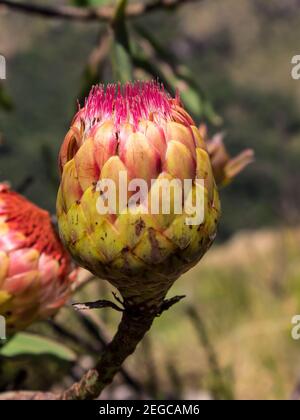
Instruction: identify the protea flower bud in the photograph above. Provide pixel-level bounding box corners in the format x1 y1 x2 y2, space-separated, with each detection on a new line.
57 82 220 305
0 184 75 333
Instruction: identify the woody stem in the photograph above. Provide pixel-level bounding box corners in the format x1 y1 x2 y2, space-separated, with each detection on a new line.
61 302 158 400
0 292 185 400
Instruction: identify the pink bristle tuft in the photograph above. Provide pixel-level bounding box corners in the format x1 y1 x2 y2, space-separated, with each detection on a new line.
83 81 172 130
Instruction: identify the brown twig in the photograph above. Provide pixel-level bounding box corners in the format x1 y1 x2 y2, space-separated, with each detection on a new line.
0 0 202 22
61 294 185 400
72 299 124 312
0 294 185 400
0 391 58 400
0 307 150 401
61 303 158 399
48 316 144 395
74 310 144 395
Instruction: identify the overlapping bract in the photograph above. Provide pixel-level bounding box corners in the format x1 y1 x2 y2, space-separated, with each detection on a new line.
201 125 254 186
57 82 220 302
0 184 75 332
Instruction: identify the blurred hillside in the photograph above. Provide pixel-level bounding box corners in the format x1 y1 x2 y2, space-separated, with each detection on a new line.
1 0 300 240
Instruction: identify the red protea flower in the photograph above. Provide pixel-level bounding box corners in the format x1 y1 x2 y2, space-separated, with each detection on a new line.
0 183 76 333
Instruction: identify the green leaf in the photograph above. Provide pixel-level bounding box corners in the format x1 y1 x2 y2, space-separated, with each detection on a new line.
0 333 77 362
40 144 60 190
134 26 222 125
71 0 90 6
110 0 133 82
79 61 106 103
0 84 13 111
71 0 113 6
111 41 133 83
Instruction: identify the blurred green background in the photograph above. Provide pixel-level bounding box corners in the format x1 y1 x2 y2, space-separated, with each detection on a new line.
1 0 300 400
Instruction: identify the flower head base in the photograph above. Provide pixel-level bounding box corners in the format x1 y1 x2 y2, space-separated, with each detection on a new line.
57 81 220 305
0 184 76 333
